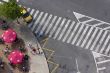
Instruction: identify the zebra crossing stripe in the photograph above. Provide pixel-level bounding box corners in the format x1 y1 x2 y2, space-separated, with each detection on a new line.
85 28 98 49
31 12 44 31
105 43 110 55
49 17 62 37
35 13 48 34
71 23 85 45
45 16 57 35
58 20 71 40
90 30 103 50
97 67 106 70
81 26 94 48
76 25 89 46
100 35 110 53
95 31 108 52
97 59 110 64
30 9 35 15
67 22 80 43
62 21 75 42
28 10 40 28
53 18 66 39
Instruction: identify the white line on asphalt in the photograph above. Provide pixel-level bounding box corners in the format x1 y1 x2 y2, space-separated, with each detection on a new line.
71 23 85 45
95 31 108 52
81 26 94 48
81 18 96 24
97 67 106 70
31 12 44 31
97 59 110 64
45 16 57 35
85 28 98 49
53 18 66 39
99 33 110 53
62 21 75 42
27 8 31 11
28 10 40 28
103 26 110 30
76 25 89 46
90 30 103 50
30 9 35 15
35 13 48 34
93 23 104 27
49 17 62 37
105 43 110 55
58 20 71 40
67 22 80 43
40 14 52 35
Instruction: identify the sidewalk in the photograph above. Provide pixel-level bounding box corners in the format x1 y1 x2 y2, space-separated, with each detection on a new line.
9 19 49 73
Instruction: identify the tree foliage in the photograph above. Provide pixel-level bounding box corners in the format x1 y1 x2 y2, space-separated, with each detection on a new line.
0 0 22 20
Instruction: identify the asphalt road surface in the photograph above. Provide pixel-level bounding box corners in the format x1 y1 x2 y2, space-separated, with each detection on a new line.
44 38 97 73
19 0 110 23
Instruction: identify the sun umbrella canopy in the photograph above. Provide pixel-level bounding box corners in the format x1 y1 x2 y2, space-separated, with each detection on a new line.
2 29 17 43
8 50 24 64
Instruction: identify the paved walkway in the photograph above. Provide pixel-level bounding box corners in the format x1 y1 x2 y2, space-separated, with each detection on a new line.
9 19 49 73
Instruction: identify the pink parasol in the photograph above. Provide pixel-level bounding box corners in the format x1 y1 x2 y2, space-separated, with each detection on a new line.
8 50 24 64
2 29 17 43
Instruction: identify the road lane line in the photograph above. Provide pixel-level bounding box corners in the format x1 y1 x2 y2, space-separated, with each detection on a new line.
97 59 110 64
40 14 53 35
71 23 85 45
85 28 98 49
49 17 62 37
58 20 71 40
81 18 95 24
97 67 106 70
62 21 75 42
35 13 48 34
45 16 57 35
31 12 44 31
95 31 108 52
100 34 110 53
93 23 104 27
90 30 103 50
76 25 89 46
67 22 80 43
53 18 66 39
81 26 94 48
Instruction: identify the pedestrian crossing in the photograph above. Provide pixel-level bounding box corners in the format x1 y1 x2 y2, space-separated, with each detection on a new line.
92 51 110 73
27 7 110 56
73 12 110 30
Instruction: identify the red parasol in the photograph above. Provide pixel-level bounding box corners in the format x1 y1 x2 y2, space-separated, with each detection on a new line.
8 50 24 64
2 29 17 43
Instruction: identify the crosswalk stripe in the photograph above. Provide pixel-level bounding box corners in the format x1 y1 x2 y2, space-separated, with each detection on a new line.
97 67 106 70
45 16 57 35
95 31 108 52
67 22 80 43
53 18 66 39
76 25 89 46
105 43 110 55
90 30 103 50
81 18 95 24
35 13 48 34
40 14 53 35
71 23 85 45
93 23 104 27
62 21 75 42
100 35 110 53
31 12 44 31
49 17 62 37
30 9 35 15
58 20 71 40
28 10 40 28
81 26 94 48
85 28 98 49
97 59 110 64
